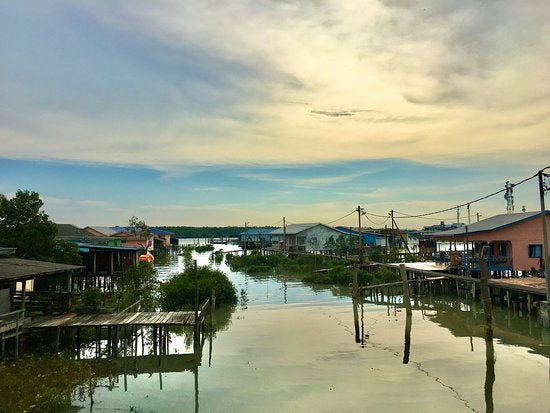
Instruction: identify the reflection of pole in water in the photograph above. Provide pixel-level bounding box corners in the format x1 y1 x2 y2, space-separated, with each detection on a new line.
480 244 495 413
194 365 199 413
360 301 365 348
485 331 495 413
352 298 361 343
403 311 412 364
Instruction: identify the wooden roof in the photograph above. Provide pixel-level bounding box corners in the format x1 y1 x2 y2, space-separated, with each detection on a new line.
0 258 84 282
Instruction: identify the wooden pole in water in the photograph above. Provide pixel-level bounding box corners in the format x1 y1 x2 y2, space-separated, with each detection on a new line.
352 298 361 343
194 260 200 353
403 311 412 364
400 264 412 315
480 245 493 340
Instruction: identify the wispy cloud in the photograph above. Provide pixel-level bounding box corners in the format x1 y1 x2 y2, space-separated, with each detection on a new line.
0 1 548 169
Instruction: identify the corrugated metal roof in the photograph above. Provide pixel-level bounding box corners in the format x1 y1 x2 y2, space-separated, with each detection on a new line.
110 226 174 236
430 211 548 238
239 228 275 236
75 242 141 251
86 226 118 236
0 258 84 282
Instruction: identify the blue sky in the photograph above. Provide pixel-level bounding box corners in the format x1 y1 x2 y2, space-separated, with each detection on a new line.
0 1 548 227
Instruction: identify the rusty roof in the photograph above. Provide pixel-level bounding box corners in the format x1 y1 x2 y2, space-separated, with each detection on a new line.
0 258 84 282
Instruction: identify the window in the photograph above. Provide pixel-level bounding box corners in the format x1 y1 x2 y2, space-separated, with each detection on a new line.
528 244 542 258
499 243 507 257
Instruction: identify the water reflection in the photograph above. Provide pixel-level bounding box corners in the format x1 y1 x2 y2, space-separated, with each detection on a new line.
485 329 495 413
403 312 412 364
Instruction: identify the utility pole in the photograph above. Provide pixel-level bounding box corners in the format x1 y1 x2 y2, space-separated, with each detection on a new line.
456 206 460 225
243 221 249 252
467 203 471 225
282 217 287 254
538 168 550 328
538 169 549 301
477 212 481 223
356 206 364 264
390 210 394 250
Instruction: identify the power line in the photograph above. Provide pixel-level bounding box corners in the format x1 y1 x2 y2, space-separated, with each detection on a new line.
390 171 539 219
324 209 356 225
363 214 389 226
363 211 389 219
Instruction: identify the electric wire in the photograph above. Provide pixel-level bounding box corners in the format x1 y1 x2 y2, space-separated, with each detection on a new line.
389 171 539 218
324 209 356 225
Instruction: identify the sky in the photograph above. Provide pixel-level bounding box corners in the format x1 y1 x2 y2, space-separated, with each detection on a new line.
0 0 548 229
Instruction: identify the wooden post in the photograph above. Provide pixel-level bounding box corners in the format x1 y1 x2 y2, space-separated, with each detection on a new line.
20 279 26 311
55 326 61 353
403 311 412 364
352 268 359 297
399 264 412 315
480 245 493 340
352 298 360 343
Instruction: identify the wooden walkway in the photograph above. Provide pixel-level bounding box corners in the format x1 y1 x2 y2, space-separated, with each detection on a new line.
27 311 202 329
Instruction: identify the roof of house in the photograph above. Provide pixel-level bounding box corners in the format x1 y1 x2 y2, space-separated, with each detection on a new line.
270 223 339 235
56 224 91 238
74 242 141 252
111 226 175 236
0 258 84 282
85 226 118 236
430 211 549 238
335 226 383 237
240 228 275 236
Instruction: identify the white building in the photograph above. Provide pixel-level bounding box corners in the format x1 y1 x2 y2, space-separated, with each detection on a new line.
269 223 344 252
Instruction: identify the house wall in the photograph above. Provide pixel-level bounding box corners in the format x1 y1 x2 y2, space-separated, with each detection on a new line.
302 225 344 251
449 215 549 271
120 236 155 250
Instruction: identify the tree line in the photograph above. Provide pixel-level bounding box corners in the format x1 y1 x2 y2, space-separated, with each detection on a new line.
158 226 275 239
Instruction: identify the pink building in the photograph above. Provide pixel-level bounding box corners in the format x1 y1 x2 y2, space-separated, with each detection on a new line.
432 211 549 273
83 226 154 251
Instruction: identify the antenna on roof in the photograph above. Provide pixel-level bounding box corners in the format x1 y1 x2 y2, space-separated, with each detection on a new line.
504 181 514 214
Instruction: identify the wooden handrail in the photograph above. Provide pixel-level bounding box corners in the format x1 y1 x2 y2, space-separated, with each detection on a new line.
0 309 25 318
120 298 144 313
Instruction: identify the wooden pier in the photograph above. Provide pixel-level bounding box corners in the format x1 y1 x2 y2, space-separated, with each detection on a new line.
361 262 548 314
27 311 202 329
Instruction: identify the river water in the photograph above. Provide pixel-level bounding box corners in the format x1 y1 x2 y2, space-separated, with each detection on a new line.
72 243 550 412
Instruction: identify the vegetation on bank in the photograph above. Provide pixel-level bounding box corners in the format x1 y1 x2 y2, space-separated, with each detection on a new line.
194 244 215 253
74 262 158 313
159 266 237 311
0 355 91 413
226 250 401 286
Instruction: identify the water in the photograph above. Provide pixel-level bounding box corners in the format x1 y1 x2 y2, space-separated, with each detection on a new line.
71 243 550 412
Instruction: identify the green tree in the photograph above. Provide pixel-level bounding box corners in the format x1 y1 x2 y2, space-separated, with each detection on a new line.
128 215 152 250
0 190 57 260
114 262 158 310
54 240 83 265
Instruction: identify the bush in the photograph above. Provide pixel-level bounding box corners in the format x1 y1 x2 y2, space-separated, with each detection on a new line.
194 244 214 253
159 266 237 310
78 287 104 313
0 355 91 413
113 263 158 311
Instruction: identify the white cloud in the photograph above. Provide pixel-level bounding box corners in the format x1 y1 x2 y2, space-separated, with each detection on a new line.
1 0 549 169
